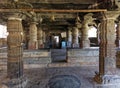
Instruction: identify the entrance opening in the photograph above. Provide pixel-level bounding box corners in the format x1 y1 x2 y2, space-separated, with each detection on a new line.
88 27 99 47
50 33 67 63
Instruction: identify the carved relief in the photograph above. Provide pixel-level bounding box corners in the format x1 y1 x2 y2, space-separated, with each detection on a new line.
81 13 94 48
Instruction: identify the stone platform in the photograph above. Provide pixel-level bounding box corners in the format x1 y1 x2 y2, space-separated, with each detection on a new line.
0 48 99 69
67 48 99 66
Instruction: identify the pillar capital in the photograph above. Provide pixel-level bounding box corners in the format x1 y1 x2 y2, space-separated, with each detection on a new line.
8 17 22 21
100 11 119 21
7 12 24 20
83 13 93 23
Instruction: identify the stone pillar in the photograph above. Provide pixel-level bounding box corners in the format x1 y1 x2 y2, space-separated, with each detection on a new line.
81 23 90 48
72 27 79 48
28 22 38 49
94 11 120 86
97 26 100 45
43 31 46 48
81 14 93 48
79 29 82 48
22 28 27 49
38 27 44 48
116 21 120 48
67 27 72 48
7 17 23 79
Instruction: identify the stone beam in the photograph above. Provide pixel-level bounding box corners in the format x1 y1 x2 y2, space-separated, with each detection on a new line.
39 13 76 19
27 0 97 4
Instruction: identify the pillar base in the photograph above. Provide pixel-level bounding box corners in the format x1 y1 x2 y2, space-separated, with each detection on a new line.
72 43 79 48
82 40 90 48
28 41 38 50
38 44 44 49
2 76 28 88
94 73 120 88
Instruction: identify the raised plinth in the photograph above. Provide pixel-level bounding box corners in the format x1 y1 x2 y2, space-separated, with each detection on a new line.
67 48 99 66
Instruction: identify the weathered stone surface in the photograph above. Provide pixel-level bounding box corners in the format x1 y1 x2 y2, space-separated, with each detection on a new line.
7 17 23 79
72 27 79 48
116 50 120 67
38 27 44 48
94 75 120 88
67 48 99 66
0 48 100 67
81 13 93 48
94 11 120 84
48 75 81 88
28 22 38 49
24 57 51 64
2 77 28 88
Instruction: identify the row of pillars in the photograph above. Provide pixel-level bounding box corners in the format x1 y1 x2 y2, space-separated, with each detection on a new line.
6 11 120 85
7 16 47 79
6 14 93 80
67 13 94 48
27 22 46 50
67 26 90 48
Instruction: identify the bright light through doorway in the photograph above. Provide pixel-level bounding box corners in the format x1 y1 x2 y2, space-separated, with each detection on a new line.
88 27 97 37
0 25 8 38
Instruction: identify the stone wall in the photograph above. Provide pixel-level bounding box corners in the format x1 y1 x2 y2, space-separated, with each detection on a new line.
67 48 99 66
0 48 99 69
0 49 51 69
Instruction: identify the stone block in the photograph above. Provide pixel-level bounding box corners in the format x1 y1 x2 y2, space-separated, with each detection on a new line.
67 49 99 57
24 57 51 64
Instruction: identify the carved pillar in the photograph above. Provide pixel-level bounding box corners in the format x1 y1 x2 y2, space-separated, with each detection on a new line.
79 29 82 48
72 27 79 48
67 27 72 48
7 17 23 79
38 27 44 48
116 21 120 48
28 22 38 49
97 25 100 45
22 28 27 49
81 22 90 48
81 15 91 48
43 31 46 48
94 11 120 85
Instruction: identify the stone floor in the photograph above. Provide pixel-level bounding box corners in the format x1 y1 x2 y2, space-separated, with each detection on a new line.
0 66 99 88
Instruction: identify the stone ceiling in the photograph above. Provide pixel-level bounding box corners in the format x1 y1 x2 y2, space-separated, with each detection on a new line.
0 0 120 31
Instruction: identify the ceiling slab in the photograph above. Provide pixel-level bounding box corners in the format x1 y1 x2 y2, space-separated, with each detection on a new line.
27 0 97 4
